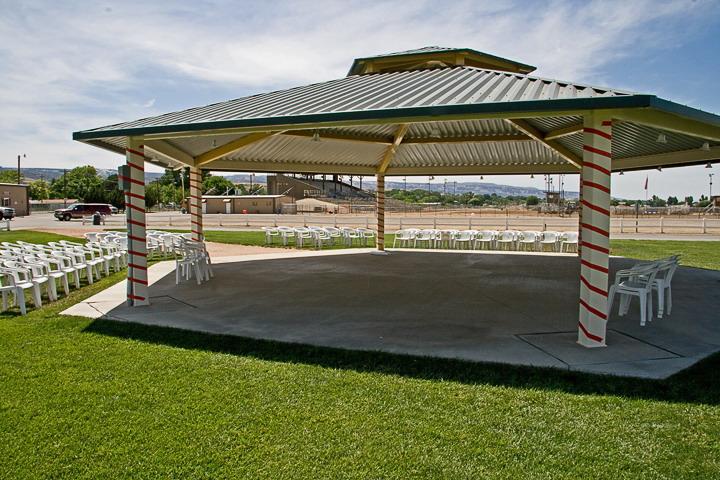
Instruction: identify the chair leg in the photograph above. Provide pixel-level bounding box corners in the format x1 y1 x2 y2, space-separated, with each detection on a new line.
73 270 81 289
32 285 42 308
15 288 26 315
619 294 631 316
639 293 646 326
666 286 672 315
656 286 664 319
1 291 7 311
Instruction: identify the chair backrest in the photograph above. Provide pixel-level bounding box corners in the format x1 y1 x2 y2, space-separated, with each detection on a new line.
543 231 559 242
563 232 579 243
521 231 538 241
456 230 474 241
499 231 515 241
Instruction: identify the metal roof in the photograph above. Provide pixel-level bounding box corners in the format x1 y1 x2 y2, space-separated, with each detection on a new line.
75 66 634 139
74 49 720 176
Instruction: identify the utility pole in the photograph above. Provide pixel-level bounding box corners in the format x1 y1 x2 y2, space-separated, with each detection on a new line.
443 178 447 195
17 154 25 184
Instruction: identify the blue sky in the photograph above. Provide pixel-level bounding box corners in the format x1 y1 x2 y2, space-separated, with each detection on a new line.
1 0 719 199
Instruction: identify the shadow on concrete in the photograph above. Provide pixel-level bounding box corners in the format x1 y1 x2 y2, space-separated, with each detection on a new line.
84 318 720 406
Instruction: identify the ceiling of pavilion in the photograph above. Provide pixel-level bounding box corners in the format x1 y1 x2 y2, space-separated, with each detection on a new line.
74 47 720 175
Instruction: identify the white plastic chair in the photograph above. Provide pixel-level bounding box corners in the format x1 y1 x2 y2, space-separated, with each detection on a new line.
357 228 375 247
392 229 415 248
340 227 361 247
540 231 560 252
496 231 517 251
277 226 295 246
518 231 539 251
473 230 495 250
608 263 660 326
561 232 579 252
453 230 475 250
0 268 31 314
293 228 313 248
262 227 281 245
413 229 437 248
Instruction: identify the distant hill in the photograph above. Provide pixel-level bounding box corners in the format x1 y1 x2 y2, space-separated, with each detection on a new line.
1 167 577 199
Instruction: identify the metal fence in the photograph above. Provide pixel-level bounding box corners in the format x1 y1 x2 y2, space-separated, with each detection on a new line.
101 213 720 234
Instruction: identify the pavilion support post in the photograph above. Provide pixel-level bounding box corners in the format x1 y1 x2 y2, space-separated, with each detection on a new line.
577 114 612 347
125 137 149 306
373 173 387 254
189 167 204 241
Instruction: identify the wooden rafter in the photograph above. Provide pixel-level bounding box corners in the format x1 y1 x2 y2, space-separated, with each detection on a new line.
283 130 392 145
377 124 409 174
195 132 277 167
144 140 195 167
543 123 583 141
403 134 530 144
506 119 582 168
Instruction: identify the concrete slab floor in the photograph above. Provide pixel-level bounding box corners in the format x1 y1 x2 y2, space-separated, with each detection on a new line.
64 250 720 379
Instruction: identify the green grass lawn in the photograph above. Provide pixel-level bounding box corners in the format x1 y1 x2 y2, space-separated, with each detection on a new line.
1 231 719 477
610 240 720 270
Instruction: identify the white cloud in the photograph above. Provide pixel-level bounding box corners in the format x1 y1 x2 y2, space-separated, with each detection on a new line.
0 0 717 198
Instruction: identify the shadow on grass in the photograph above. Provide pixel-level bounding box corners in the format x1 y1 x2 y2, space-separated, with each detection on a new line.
84 319 720 406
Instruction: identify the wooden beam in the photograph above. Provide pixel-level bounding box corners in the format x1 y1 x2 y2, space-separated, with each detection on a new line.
614 109 720 142
283 130 392 145
403 134 531 144
612 146 720 171
377 124 409 174
506 119 582 168
195 132 277 166
385 163 578 175
205 159 376 175
543 123 583 141
144 140 195 167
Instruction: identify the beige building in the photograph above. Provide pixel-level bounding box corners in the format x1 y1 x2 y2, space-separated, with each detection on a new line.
200 195 292 214
0 183 29 216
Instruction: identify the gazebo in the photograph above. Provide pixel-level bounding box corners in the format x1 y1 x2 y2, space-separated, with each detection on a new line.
73 46 720 348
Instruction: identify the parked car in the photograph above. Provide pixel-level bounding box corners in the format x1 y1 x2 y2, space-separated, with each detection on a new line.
0 207 15 220
54 203 112 221
110 205 119 214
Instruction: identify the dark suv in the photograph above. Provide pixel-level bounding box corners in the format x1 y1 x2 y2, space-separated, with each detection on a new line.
54 203 112 221
0 207 15 220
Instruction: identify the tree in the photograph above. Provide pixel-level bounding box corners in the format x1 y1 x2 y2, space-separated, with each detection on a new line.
666 196 679 206
525 195 539 206
684 196 694 205
202 175 236 195
0 170 20 183
50 166 103 201
28 179 50 200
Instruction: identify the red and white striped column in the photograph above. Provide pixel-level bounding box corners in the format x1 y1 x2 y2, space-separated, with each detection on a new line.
577 114 612 347
189 167 204 241
124 137 149 306
376 173 385 252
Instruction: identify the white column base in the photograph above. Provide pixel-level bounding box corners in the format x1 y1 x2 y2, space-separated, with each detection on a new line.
371 250 391 256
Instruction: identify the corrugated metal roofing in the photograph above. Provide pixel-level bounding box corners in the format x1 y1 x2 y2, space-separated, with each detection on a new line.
76 66 633 138
73 49 720 175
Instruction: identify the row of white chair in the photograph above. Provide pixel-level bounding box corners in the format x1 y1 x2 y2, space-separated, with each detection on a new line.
0 238 125 314
263 226 376 249
392 229 579 252
608 256 680 326
85 231 213 285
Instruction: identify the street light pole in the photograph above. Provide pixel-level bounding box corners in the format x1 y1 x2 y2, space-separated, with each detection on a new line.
710 173 715 200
